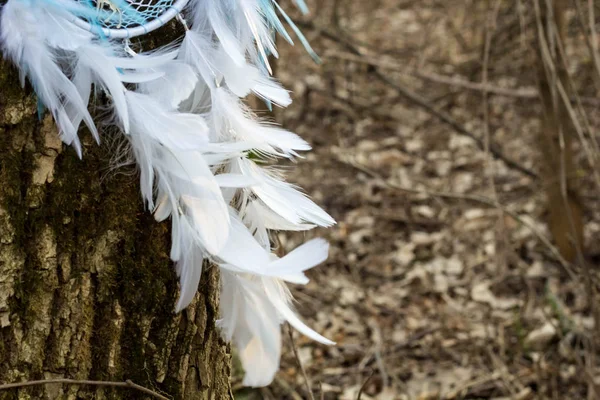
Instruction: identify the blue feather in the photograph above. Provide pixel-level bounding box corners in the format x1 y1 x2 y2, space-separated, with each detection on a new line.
37 99 45 121
292 0 309 15
272 1 321 64
256 0 321 64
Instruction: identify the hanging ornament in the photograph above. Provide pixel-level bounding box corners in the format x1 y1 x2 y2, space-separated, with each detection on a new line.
0 0 334 387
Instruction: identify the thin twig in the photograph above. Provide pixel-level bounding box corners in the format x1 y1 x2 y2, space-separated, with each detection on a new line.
0 378 170 400
324 50 536 97
534 4 598 399
323 50 600 106
573 0 600 92
274 377 304 400
367 317 389 388
373 70 539 180
356 370 375 400
443 371 502 399
288 325 315 400
482 0 507 276
298 21 539 179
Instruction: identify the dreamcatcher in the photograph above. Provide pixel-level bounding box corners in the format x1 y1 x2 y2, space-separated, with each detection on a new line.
0 0 334 387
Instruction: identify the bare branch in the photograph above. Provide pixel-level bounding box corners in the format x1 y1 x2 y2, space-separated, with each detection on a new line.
288 325 315 400
0 378 170 400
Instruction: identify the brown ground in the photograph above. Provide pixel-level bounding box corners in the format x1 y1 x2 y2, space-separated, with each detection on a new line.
233 1 600 399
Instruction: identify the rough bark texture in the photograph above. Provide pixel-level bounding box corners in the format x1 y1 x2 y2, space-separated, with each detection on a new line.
0 54 232 398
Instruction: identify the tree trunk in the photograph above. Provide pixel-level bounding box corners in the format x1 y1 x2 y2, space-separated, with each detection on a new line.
0 55 232 398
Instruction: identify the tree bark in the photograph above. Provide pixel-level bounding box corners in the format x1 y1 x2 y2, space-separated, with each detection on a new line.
0 55 232 398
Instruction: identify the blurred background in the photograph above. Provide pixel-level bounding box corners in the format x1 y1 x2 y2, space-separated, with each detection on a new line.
234 0 600 399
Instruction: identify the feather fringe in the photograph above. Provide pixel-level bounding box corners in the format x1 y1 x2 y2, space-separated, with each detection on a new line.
0 0 332 387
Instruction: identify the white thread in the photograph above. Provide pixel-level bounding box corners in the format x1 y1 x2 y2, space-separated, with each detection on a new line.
72 0 189 38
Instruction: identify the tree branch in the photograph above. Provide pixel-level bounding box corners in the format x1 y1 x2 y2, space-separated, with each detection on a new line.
0 378 171 400
297 21 539 180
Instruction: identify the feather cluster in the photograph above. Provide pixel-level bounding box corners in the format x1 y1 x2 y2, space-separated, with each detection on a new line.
0 0 334 387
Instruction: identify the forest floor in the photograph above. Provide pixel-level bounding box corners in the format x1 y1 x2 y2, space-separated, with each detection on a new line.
233 1 600 399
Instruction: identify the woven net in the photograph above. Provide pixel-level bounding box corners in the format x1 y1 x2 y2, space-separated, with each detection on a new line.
76 0 177 29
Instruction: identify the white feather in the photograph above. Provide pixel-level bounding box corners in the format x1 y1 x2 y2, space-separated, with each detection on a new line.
218 271 333 386
153 191 171 222
240 200 314 249
216 51 257 98
75 44 130 132
35 1 95 50
55 108 83 157
235 158 336 226
252 74 293 107
245 200 315 232
217 212 271 272
218 270 281 387
238 0 278 71
108 49 178 70
216 48 292 106
181 194 229 254
212 89 309 156
173 216 204 312
262 277 335 345
137 61 198 109
128 132 156 209
215 173 257 188
125 91 209 150
156 150 231 254
179 30 219 90
265 238 329 284
217 214 328 284
119 70 165 84
65 59 92 143
0 0 98 154
241 200 272 248
192 0 245 66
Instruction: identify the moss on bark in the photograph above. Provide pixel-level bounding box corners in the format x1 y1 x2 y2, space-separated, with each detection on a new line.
0 43 232 400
